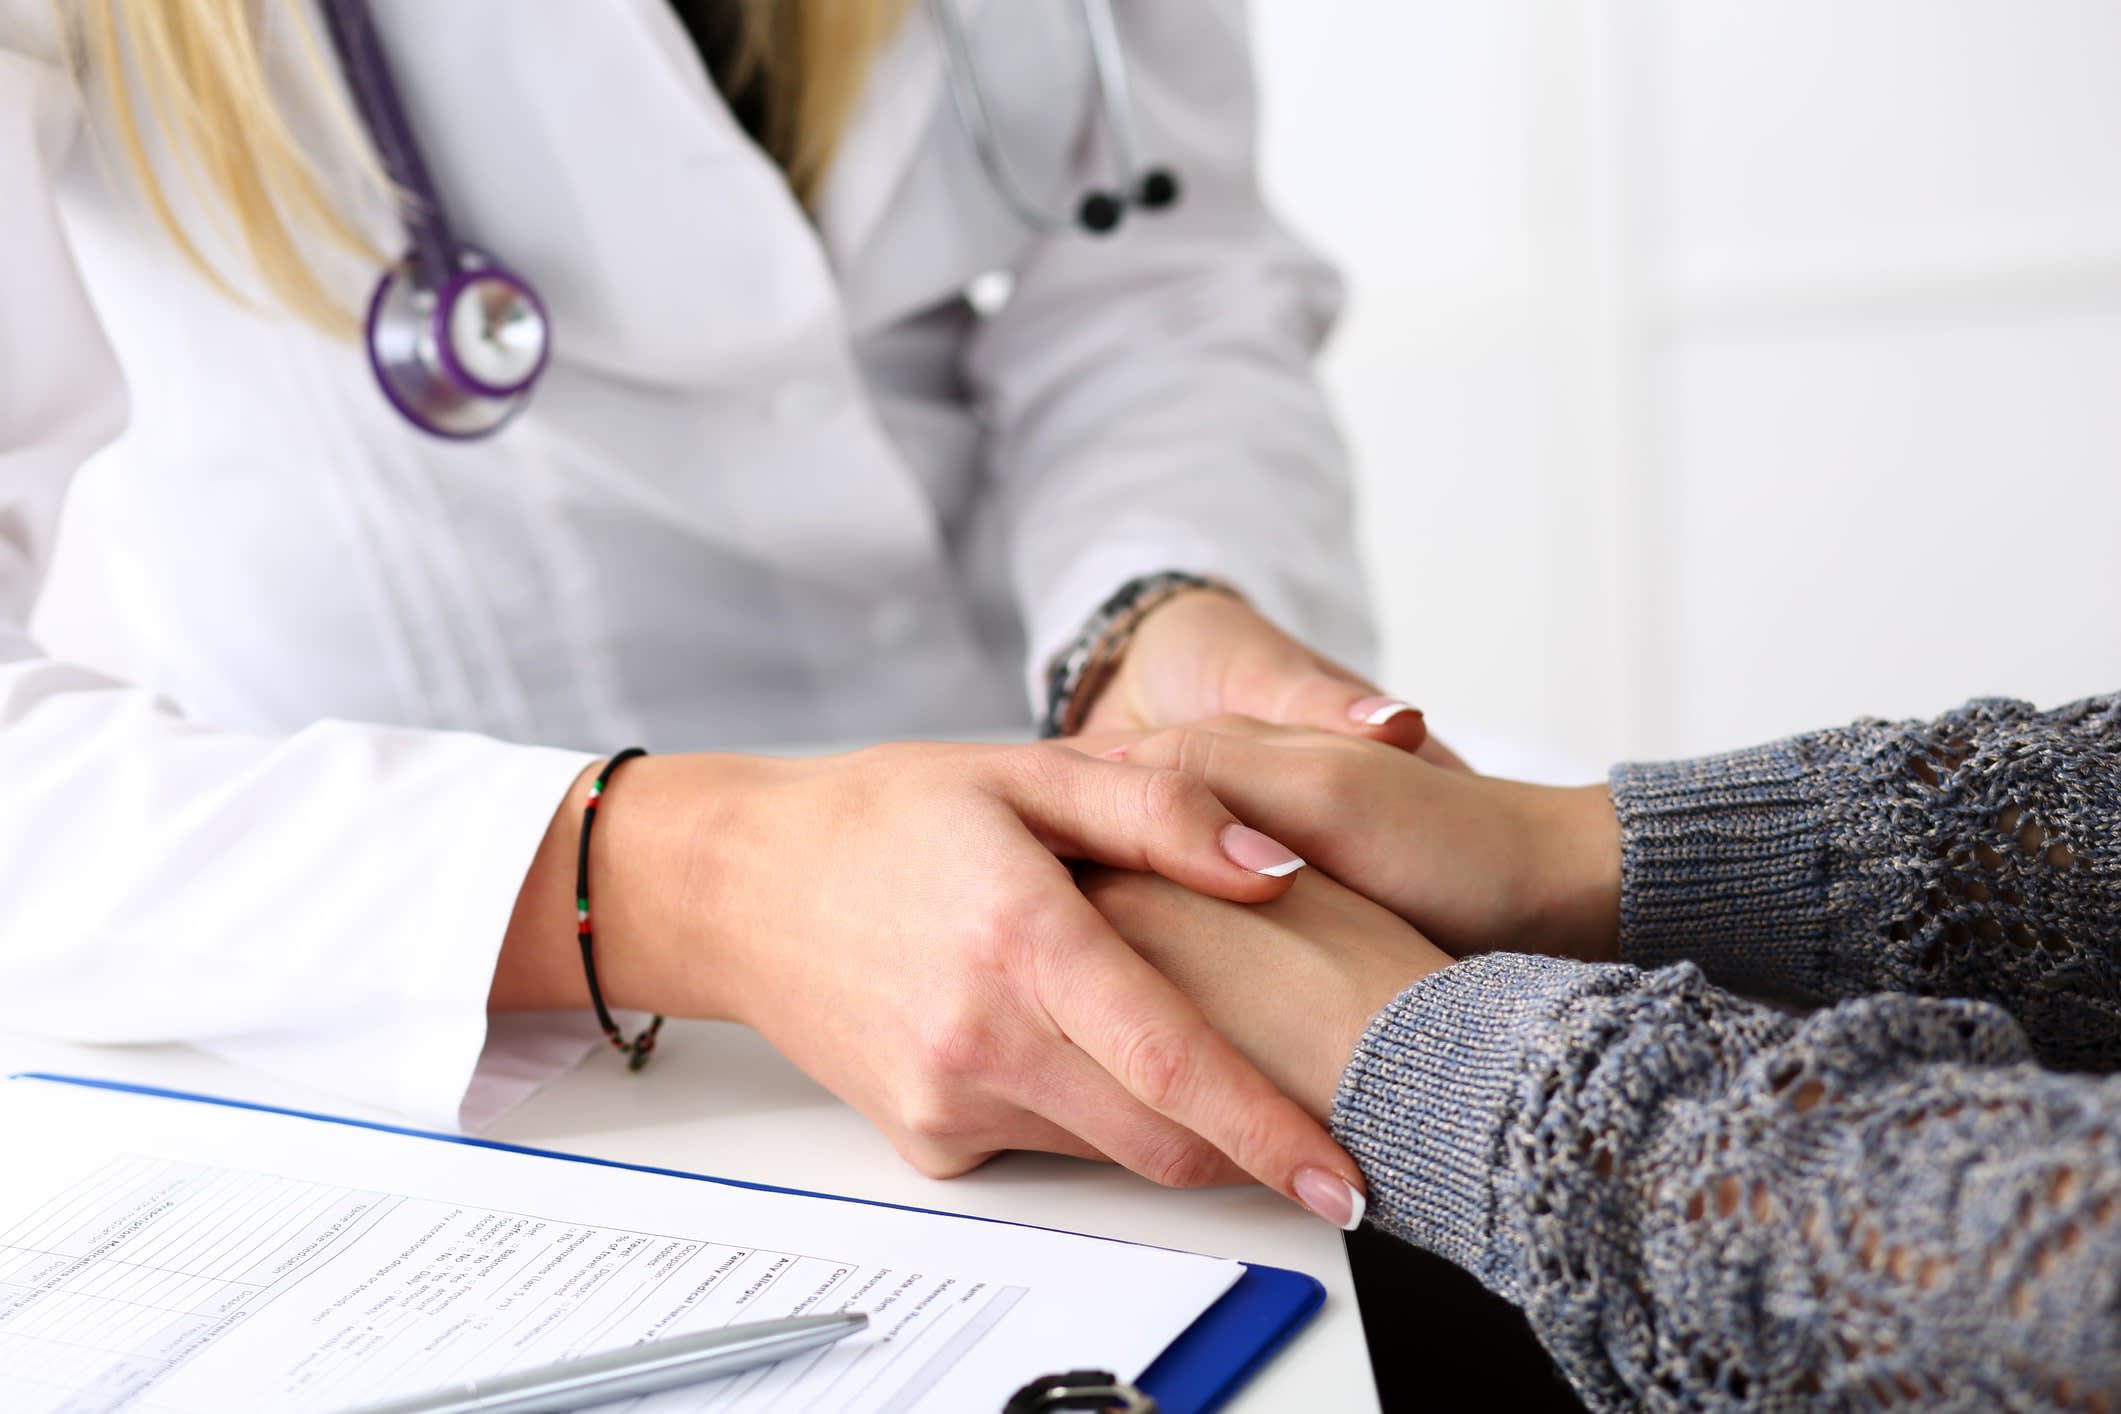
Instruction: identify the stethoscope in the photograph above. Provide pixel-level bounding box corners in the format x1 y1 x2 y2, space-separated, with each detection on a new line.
320 0 1182 441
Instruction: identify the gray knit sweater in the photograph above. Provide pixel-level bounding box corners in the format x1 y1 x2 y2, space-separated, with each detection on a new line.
1330 695 2121 1411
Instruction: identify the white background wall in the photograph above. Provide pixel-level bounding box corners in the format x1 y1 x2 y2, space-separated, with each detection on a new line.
1251 1 2121 779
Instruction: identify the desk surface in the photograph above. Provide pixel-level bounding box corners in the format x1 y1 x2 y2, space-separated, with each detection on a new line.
0 1022 1379 1412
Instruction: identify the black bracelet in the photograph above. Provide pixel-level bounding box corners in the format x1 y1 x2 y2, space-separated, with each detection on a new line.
575 747 664 1071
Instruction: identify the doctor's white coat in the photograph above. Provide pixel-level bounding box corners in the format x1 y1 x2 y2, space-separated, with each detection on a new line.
0 0 1374 1127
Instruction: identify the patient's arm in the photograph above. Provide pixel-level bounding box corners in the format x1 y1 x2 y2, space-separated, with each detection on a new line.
1610 693 2121 1070
1095 691 2121 1071
1082 867 1449 1117
1088 872 2121 1413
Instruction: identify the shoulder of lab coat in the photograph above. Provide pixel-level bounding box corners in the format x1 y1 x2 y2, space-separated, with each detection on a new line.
0 31 596 1131
960 0 1379 704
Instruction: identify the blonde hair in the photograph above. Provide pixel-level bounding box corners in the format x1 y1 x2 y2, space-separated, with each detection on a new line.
721 0 912 204
74 0 907 332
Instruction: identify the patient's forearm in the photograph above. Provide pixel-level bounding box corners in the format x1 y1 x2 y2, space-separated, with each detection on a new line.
1612 693 2121 1068
1333 952 2121 1412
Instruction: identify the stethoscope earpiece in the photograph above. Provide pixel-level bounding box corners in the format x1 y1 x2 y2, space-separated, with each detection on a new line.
930 0 1183 239
1077 191 1125 235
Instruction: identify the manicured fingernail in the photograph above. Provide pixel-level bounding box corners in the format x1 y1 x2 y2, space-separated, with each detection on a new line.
1101 745 1130 761
1349 696 1420 727
1294 1166 1366 1231
1220 823 1306 878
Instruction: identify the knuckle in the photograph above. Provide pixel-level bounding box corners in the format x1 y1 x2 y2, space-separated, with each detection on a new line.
1164 728 1220 780
898 1136 982 1180
1113 1022 1196 1112
1008 741 1081 799
958 888 1038 973
918 1013 1001 1084
1222 1106 1287 1177
897 1084 982 1147
1138 767 1209 830
1134 1130 1224 1190
1134 725 1201 772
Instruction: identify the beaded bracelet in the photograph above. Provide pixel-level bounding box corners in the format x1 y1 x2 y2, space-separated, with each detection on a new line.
575 747 664 1071
1038 571 1237 738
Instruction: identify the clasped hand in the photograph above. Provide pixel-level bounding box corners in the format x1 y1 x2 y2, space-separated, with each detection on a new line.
694 593 1452 1219
504 593 1603 1227
546 733 1378 1227
1074 717 1625 1124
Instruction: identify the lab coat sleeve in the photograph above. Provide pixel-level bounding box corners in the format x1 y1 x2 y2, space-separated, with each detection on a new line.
0 44 600 1130
961 0 1378 708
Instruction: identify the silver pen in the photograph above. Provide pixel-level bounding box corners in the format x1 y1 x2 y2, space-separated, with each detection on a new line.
338 1311 868 1414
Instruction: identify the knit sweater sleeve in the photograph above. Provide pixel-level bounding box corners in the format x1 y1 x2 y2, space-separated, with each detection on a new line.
1330 952 2121 1413
1609 693 2121 1069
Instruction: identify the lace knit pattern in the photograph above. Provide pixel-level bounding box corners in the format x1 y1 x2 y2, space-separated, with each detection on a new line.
1331 694 2121 1412
1613 695 2121 1067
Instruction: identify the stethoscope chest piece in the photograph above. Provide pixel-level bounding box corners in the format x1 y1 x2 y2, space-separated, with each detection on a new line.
331 0 1174 440
365 251 550 440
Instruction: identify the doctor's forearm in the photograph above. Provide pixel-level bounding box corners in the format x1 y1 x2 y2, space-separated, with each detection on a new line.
492 754 747 1021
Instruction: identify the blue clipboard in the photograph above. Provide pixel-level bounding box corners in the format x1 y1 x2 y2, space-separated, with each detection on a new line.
9 1073 1323 1414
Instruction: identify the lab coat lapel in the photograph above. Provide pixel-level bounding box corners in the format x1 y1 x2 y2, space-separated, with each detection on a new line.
813 0 989 272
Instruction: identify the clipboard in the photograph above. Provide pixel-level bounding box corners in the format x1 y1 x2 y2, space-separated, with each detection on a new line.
9 1073 1323 1414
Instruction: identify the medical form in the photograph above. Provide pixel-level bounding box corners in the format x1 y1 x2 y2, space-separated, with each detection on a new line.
0 1077 1242 1413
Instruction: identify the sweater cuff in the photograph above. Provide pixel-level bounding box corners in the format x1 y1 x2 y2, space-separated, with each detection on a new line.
1329 952 1606 1303
1609 740 1836 1001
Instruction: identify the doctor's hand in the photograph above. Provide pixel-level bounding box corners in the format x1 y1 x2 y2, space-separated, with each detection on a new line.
1086 718 1622 964
1081 868 1452 1124
1072 589 1470 770
496 743 1369 1228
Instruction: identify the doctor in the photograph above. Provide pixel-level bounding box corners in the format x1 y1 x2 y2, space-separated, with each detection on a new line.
1 0 1427 1227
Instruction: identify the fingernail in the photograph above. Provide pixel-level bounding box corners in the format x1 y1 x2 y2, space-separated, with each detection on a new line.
1220 823 1306 878
1293 1166 1366 1231
1349 696 1420 728
1101 745 1130 761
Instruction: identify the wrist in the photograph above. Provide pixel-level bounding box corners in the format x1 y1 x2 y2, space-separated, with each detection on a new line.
1524 783 1623 963
593 752 763 1023
1043 572 1237 736
494 752 757 1022
1329 952 1612 1296
1311 934 1455 1121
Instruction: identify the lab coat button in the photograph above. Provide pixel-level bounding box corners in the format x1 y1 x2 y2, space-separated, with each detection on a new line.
965 270 1016 316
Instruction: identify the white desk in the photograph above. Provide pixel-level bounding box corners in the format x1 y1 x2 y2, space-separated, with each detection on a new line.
0 1022 1380 1411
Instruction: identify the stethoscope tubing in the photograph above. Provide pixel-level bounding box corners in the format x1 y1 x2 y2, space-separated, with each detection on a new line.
926 0 1172 235
1075 0 1146 191
326 0 1182 439
318 0 457 293
927 0 1070 233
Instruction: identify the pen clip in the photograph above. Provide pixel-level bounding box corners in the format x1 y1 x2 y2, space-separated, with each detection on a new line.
1003 1369 1158 1413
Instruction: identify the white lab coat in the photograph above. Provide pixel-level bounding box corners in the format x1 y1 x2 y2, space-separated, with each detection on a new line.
0 0 1373 1128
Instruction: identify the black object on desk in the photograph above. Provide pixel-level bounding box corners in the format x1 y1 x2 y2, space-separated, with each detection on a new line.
1347 1226 1589 1412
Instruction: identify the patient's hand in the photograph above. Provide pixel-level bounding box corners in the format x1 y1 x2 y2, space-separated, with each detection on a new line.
1080 719 1623 963
1082 869 1451 1122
